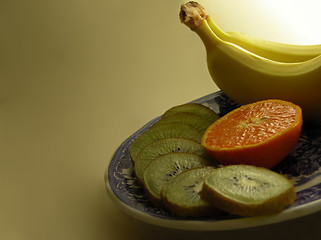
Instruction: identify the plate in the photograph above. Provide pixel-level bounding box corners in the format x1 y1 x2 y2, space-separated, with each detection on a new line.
105 91 321 231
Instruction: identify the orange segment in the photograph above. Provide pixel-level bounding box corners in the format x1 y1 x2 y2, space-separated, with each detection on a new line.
201 99 303 168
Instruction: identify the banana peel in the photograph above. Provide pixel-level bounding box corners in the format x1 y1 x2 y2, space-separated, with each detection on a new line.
180 2 321 121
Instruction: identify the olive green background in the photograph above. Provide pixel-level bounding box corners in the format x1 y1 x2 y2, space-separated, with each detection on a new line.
1 0 321 239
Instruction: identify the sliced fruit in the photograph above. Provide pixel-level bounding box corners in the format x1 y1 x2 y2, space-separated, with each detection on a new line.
143 152 208 205
202 165 296 217
163 103 219 123
201 99 303 168
134 137 209 185
161 167 221 217
153 112 212 133
129 122 203 163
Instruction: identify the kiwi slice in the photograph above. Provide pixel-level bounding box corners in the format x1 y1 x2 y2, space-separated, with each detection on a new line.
143 152 208 205
134 137 209 185
163 103 219 123
129 122 203 163
161 167 221 217
202 165 296 217
152 112 212 133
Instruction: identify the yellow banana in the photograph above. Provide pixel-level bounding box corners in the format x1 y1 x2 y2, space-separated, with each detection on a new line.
180 2 321 121
184 2 321 63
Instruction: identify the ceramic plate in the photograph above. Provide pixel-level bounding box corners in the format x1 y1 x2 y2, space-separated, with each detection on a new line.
105 91 321 231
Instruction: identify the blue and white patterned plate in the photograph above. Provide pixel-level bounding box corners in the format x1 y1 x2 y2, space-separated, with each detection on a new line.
105 91 321 231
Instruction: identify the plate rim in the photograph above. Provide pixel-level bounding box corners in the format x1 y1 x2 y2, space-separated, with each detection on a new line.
105 158 321 231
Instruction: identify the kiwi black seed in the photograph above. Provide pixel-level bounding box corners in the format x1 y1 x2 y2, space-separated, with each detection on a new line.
202 165 296 217
161 167 222 217
152 112 212 133
129 122 203 163
134 137 209 185
162 103 219 123
143 152 209 206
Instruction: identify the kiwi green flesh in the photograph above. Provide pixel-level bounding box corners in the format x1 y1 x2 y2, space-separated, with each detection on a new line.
161 167 221 217
163 103 219 123
143 152 208 206
129 122 203 163
202 165 296 217
134 137 209 185
153 112 212 133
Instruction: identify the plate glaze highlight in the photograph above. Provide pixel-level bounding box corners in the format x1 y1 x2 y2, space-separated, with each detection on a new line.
105 91 321 231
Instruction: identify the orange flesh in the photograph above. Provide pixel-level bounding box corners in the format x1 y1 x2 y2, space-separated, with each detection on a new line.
204 101 297 148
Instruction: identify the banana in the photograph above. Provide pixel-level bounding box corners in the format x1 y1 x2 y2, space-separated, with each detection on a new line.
208 18 321 63
182 2 321 63
180 2 321 120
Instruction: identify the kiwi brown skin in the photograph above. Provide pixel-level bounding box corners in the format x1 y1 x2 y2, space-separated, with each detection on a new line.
144 186 164 207
162 198 221 218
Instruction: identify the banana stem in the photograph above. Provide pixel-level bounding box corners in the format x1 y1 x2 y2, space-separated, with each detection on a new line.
180 2 222 50
179 2 207 30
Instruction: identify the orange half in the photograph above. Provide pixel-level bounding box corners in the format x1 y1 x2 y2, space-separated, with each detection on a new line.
201 99 303 168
